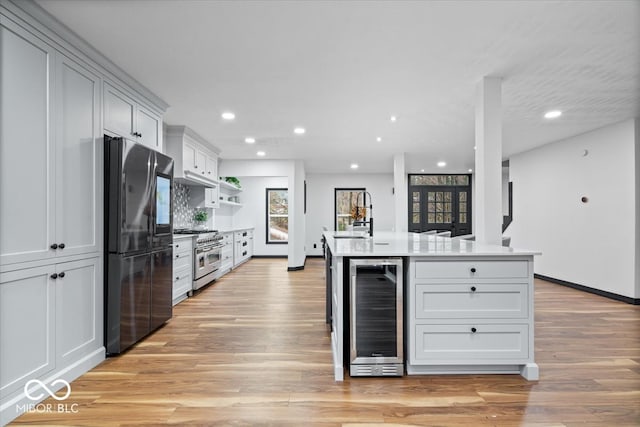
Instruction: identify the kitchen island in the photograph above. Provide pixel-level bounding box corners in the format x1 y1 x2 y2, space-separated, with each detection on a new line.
324 231 540 381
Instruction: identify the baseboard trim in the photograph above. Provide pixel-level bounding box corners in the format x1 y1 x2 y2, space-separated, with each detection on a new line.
1 347 105 425
535 274 639 305
306 255 324 259
287 265 305 271
251 255 287 259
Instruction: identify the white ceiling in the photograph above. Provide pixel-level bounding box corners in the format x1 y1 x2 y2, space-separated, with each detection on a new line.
35 0 639 174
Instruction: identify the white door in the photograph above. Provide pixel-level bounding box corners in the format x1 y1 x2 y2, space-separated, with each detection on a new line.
55 257 102 366
55 54 102 257
104 83 135 139
137 106 161 152
0 23 56 266
0 265 56 397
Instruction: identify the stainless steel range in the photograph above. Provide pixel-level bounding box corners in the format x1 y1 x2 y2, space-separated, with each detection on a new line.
174 229 223 291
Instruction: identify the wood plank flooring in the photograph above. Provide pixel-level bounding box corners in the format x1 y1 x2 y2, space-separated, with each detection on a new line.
12 258 640 426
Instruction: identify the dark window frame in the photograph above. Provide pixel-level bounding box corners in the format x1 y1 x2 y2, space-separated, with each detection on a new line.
266 188 288 244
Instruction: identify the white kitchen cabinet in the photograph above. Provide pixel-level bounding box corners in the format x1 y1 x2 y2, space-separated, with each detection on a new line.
172 236 193 305
0 22 56 266
55 257 102 367
165 125 220 188
104 82 162 152
0 256 101 400
234 229 253 267
407 257 537 379
218 232 234 277
190 187 220 209
0 265 56 398
0 25 101 266
206 153 218 179
55 53 102 259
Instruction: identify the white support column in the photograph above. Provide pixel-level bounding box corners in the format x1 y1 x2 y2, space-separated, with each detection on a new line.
393 153 408 232
287 160 306 269
474 77 503 246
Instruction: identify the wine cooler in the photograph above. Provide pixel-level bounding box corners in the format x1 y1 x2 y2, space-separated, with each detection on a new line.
349 258 404 376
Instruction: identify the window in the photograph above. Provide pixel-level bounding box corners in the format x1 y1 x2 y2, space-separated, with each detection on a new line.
334 188 365 231
266 188 288 244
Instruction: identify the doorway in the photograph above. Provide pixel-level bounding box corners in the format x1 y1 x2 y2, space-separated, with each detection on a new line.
408 174 472 236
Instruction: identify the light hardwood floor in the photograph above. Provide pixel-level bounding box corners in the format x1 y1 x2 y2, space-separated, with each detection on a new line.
12 258 640 426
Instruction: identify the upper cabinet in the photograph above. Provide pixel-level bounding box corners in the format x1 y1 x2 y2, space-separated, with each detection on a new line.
165 125 220 190
104 83 162 152
0 23 102 266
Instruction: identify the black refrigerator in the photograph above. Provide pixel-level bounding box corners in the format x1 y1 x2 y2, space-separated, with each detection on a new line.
104 135 174 355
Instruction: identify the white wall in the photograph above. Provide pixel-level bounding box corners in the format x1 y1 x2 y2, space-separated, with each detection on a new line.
228 176 288 256
305 173 395 256
509 119 638 299
218 159 306 266
635 118 640 299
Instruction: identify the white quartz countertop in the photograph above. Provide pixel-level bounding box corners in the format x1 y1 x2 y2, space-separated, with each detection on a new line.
218 227 254 233
324 231 540 257
172 234 196 240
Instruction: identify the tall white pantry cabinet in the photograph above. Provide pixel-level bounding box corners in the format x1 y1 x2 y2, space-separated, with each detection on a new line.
0 1 167 424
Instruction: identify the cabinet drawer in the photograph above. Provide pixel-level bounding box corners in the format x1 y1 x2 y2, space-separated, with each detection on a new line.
173 265 191 283
415 284 528 319
172 275 192 299
173 251 192 271
413 324 529 363
415 260 528 280
172 240 192 256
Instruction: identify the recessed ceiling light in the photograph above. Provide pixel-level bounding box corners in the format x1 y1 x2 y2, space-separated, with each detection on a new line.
294 127 306 135
221 111 235 120
376 137 382 142
468 168 473 173
473 146 477 150
350 163 359 169
544 110 562 119
244 137 255 144
437 161 446 168
256 151 266 157
420 169 425 172
390 115 397 122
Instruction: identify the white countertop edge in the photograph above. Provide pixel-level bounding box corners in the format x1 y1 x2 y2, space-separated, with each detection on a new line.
218 227 254 233
323 231 541 257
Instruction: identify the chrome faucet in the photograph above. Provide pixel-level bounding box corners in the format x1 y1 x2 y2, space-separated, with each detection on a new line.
353 191 373 237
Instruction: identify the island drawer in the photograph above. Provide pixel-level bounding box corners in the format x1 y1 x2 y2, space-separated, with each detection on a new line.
415 284 528 319
414 260 528 280
413 323 529 363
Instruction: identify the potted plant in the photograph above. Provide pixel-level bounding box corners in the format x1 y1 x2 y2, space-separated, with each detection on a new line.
194 210 208 229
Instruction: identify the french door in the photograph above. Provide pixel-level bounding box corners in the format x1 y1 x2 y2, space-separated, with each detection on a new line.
408 175 472 236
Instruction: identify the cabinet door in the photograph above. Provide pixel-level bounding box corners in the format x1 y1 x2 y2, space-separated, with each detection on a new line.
205 153 217 180
55 257 102 366
205 187 219 209
55 54 102 258
182 142 197 173
104 83 135 139
137 106 162 152
195 150 207 175
0 23 56 265
0 265 56 397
